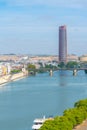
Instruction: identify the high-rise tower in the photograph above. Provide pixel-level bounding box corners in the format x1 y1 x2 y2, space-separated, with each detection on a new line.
59 25 67 63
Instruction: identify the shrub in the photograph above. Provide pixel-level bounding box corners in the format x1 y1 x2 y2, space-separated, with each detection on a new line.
39 99 87 130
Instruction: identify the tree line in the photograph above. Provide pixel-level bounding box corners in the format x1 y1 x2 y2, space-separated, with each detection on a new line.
40 99 87 130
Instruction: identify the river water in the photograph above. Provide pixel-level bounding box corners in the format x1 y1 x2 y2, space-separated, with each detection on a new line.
0 70 87 130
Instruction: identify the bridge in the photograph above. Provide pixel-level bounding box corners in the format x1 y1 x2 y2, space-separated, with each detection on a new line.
28 67 87 76
58 68 87 70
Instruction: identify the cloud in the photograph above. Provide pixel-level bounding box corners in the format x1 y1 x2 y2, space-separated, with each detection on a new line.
2 0 87 8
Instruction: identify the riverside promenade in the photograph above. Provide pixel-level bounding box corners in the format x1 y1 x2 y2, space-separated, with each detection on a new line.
0 70 28 85
73 120 87 130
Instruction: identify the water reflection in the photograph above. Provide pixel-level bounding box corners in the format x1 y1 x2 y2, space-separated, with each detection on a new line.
57 71 70 114
59 70 68 76
0 84 13 92
59 70 68 87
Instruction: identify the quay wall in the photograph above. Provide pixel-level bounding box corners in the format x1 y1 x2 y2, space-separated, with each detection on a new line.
0 71 28 85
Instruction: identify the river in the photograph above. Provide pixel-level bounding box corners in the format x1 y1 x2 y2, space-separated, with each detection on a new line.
0 70 87 130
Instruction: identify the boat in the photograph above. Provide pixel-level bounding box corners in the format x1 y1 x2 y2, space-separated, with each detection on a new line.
32 116 53 130
32 116 46 130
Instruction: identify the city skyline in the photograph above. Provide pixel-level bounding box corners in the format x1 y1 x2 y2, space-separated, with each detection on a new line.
0 0 87 55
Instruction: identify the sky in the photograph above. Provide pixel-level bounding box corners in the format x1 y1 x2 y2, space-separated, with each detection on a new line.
0 0 87 56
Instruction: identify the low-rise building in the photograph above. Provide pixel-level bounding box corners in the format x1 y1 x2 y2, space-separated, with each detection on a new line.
79 55 87 62
67 54 78 62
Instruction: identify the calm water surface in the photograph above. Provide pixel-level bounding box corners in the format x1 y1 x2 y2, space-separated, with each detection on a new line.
0 71 87 130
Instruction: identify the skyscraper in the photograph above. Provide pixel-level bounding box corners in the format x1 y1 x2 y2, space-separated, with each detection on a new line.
59 25 67 63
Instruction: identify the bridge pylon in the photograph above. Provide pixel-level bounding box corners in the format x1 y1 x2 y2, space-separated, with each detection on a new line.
49 70 53 76
73 69 77 76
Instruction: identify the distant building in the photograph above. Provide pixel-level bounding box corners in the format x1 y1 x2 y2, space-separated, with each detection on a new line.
2 66 8 75
67 54 78 62
79 55 87 62
6 63 11 74
59 25 67 63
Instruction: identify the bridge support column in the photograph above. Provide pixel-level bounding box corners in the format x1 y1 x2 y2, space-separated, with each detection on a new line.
49 70 53 76
84 70 87 74
73 69 77 76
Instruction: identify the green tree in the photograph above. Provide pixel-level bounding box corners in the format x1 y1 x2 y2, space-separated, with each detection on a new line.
58 62 65 68
11 69 21 74
66 61 78 68
39 99 87 130
27 64 36 70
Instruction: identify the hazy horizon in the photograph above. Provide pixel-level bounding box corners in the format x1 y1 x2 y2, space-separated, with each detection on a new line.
0 0 87 55
0 53 84 57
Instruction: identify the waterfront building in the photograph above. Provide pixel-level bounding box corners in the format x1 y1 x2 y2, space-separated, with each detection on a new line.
6 63 11 74
59 25 67 63
79 55 87 62
0 66 3 75
2 66 8 75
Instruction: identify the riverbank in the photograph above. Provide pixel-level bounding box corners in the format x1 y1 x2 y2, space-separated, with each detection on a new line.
0 71 28 86
73 119 87 130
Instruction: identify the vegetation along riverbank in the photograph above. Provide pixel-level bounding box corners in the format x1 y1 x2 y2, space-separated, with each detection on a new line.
39 99 87 130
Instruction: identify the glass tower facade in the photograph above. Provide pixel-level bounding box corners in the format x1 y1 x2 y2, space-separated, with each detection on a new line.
59 25 67 63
